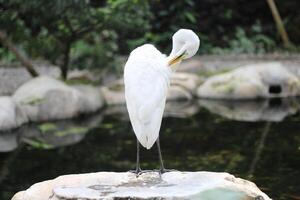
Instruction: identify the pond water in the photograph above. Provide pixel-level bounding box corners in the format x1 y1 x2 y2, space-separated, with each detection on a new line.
0 99 300 200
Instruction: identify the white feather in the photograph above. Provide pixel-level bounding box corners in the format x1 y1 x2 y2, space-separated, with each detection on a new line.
124 44 171 149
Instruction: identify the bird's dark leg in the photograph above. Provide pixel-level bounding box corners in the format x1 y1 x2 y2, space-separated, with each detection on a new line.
156 137 176 174
129 138 152 177
129 138 141 175
133 138 141 174
156 137 165 172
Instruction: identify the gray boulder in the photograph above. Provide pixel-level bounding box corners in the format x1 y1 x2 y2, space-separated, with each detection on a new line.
12 76 104 122
170 72 202 95
197 62 300 99
168 85 193 100
168 73 202 101
0 96 27 130
100 80 125 105
73 85 104 113
12 171 271 200
13 76 81 121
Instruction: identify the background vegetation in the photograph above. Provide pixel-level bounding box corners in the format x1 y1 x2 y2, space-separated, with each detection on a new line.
0 0 299 78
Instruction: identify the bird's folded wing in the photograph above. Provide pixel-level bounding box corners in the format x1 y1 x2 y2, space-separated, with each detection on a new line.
138 83 167 123
126 68 168 123
124 45 170 148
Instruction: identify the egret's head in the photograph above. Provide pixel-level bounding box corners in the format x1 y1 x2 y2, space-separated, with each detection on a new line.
168 29 200 66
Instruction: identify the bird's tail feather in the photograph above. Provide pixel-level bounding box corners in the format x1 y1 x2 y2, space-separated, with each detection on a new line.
136 129 157 150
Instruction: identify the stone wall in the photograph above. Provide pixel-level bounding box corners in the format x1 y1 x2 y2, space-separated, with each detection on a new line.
0 64 60 95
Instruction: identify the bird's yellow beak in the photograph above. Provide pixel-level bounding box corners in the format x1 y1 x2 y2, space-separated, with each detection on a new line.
168 52 186 66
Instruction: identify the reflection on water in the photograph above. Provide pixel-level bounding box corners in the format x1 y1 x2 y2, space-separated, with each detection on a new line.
0 99 300 200
0 112 103 152
248 122 271 177
199 98 300 122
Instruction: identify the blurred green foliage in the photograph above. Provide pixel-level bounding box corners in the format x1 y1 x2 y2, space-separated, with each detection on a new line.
0 0 299 76
0 48 15 62
0 0 150 77
70 32 118 70
38 123 57 133
22 138 53 149
210 21 276 54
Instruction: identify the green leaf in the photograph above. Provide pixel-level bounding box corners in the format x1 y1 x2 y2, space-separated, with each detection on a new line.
184 12 196 23
38 123 57 133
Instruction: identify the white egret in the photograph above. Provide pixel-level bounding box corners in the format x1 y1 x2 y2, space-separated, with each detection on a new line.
124 29 200 175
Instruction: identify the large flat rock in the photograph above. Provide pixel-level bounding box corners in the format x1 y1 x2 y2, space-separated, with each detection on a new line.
12 171 271 200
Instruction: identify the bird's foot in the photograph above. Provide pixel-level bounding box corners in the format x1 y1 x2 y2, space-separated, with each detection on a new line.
158 168 178 175
128 168 153 177
128 167 142 176
151 168 178 178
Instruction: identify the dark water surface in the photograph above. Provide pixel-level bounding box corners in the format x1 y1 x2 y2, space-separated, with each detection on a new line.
0 99 300 200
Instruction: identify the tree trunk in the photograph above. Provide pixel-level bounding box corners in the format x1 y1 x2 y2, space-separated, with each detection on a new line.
266 0 291 48
0 30 39 77
61 42 71 80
